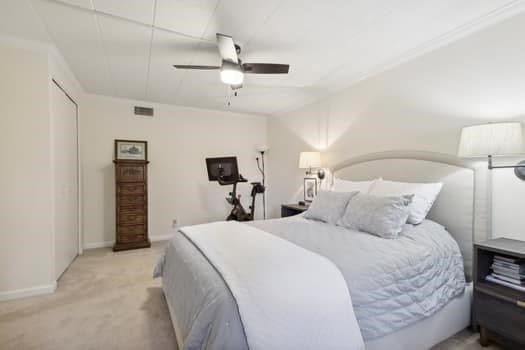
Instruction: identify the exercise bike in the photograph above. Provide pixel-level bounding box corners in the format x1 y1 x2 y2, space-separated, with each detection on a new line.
206 156 265 222
218 174 265 221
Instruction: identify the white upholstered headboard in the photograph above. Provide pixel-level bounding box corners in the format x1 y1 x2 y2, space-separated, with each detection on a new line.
331 151 490 280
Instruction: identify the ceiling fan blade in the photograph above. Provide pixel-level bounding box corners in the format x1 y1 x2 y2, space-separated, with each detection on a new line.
216 33 238 64
173 65 220 70
242 63 289 74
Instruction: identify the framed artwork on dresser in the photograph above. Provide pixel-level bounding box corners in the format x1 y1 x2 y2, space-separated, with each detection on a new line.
115 139 147 161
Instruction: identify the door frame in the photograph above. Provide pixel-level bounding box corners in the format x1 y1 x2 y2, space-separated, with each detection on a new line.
51 79 82 263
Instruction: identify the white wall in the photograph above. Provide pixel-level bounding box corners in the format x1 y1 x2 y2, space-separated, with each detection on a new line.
0 41 54 298
0 36 83 300
81 94 267 248
268 12 525 241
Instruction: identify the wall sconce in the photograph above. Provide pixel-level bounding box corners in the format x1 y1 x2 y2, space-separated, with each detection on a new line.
299 151 325 180
458 122 525 180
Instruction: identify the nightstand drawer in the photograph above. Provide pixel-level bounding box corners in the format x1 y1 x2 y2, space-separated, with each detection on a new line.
475 291 525 344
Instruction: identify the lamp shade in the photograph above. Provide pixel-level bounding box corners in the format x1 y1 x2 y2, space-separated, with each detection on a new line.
299 152 321 169
458 122 523 158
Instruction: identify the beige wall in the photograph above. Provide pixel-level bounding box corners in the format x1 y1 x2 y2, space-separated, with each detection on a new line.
81 94 267 248
267 12 525 240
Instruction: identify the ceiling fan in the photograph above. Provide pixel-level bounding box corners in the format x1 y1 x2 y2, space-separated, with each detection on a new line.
173 33 290 90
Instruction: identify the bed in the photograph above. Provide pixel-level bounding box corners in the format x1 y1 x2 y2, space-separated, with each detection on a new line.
155 151 491 350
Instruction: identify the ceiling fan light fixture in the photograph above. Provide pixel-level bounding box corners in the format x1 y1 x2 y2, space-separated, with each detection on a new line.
220 67 244 85
172 34 289 90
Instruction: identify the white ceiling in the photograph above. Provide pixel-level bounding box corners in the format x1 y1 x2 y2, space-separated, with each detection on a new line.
2 0 525 115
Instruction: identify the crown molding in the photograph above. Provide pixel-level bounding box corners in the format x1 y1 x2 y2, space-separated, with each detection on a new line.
273 0 525 116
330 0 525 89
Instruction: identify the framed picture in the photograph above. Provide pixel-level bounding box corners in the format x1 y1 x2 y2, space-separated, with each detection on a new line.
115 140 147 161
304 177 317 202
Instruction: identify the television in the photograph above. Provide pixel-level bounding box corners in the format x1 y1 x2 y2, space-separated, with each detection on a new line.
206 156 239 182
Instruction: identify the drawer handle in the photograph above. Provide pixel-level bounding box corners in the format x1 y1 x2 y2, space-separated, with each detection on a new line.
518 300 525 308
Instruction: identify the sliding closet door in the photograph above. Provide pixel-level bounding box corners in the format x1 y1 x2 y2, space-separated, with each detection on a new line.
52 81 79 279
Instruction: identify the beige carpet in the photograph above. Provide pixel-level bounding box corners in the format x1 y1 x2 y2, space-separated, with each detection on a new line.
0 242 500 350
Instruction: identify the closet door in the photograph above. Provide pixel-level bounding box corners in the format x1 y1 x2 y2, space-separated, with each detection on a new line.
52 81 79 279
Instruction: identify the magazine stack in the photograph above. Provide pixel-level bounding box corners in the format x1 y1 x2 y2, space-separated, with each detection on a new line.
486 255 525 292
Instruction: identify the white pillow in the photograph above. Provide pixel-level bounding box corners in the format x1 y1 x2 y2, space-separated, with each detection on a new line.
304 191 359 225
332 178 380 194
369 179 443 224
337 193 414 239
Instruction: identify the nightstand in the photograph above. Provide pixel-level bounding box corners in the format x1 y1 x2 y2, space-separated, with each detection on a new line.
474 238 525 348
281 203 309 217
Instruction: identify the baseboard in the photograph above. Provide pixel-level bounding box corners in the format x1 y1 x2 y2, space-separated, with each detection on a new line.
150 233 175 242
83 233 175 250
0 281 57 302
83 240 113 249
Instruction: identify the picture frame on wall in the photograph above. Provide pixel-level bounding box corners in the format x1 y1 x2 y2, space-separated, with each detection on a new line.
115 140 148 161
304 177 317 202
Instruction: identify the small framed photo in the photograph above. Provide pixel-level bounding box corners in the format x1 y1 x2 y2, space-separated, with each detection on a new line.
304 177 317 202
115 140 147 161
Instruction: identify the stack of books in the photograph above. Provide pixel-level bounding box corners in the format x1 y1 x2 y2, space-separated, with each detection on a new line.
486 255 525 292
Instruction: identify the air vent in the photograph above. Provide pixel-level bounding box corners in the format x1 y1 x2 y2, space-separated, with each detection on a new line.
134 106 154 117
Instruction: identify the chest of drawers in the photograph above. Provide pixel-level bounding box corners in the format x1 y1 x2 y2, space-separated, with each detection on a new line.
113 160 151 251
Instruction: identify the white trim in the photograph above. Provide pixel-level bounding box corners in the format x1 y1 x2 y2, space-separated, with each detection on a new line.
83 234 176 250
0 282 57 302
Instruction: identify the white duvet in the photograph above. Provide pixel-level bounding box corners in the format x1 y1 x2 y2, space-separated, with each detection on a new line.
181 221 365 350
251 216 466 340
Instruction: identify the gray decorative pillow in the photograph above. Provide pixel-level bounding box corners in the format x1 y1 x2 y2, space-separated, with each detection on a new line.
337 193 414 239
304 191 359 224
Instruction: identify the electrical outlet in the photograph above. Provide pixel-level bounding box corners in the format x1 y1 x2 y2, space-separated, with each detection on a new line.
172 219 178 228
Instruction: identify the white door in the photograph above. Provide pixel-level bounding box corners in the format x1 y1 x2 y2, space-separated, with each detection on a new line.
52 81 79 279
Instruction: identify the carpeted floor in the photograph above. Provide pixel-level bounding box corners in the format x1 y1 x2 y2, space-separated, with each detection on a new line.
0 242 500 350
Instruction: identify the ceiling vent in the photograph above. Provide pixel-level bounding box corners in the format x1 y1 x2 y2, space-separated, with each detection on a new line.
134 106 154 117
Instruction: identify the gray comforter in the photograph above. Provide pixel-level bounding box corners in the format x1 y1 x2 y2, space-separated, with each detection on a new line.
155 216 466 349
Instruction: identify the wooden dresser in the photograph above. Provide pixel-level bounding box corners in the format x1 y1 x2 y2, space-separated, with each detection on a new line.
113 160 151 251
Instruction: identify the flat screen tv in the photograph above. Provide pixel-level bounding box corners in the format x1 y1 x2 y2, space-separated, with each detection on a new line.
205 156 239 182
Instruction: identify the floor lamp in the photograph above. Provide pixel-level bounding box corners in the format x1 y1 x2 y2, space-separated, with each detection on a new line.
257 145 269 219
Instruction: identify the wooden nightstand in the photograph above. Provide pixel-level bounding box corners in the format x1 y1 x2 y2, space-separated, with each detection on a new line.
281 203 309 217
474 238 525 348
